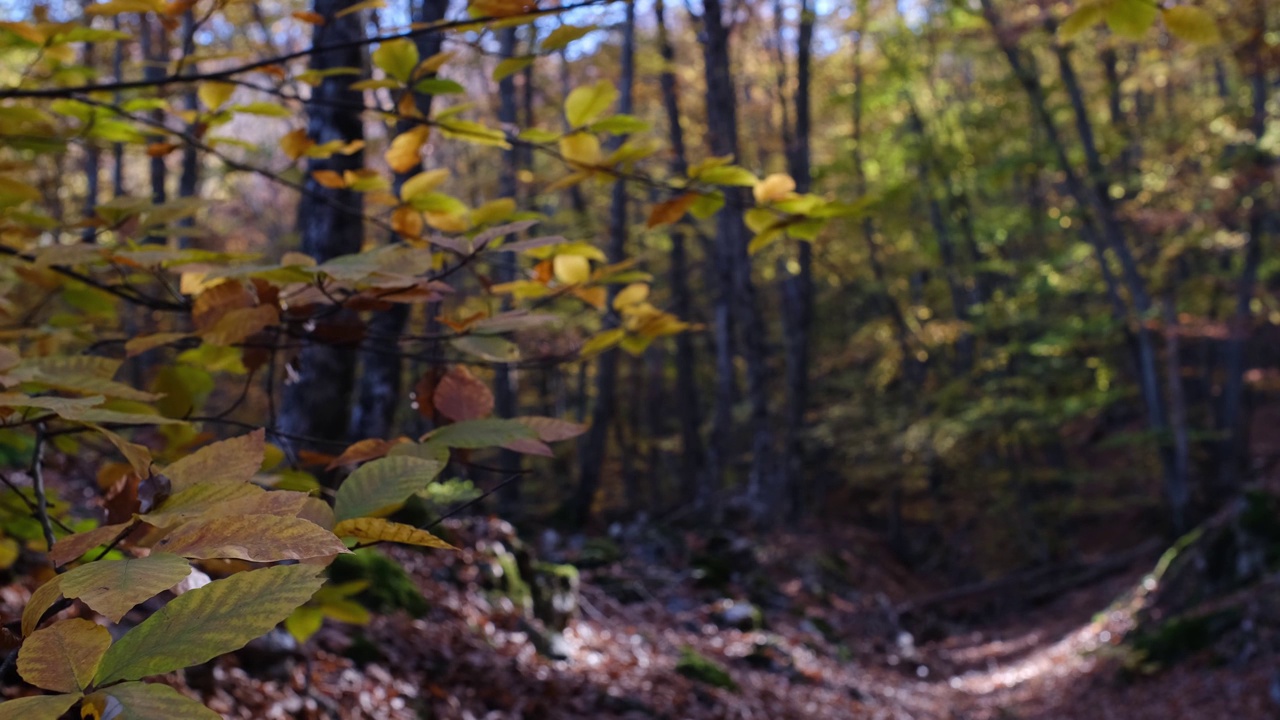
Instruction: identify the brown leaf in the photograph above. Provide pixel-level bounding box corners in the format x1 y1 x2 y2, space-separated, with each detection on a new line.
162 429 265 492
433 366 494 422
49 523 132 567
17 618 111 693
153 514 349 562
647 192 698 228
413 369 441 419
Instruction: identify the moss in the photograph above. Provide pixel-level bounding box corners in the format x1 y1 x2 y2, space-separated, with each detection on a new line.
675 646 738 691
328 549 428 618
1126 608 1241 673
531 562 579 630
496 545 531 612
577 537 622 568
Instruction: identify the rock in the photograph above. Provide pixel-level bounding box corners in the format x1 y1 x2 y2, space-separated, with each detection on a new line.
714 599 762 631
531 562 579 631
675 646 737 691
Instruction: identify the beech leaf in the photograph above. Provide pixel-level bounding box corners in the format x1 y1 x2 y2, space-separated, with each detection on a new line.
17 618 111 693
93 564 325 685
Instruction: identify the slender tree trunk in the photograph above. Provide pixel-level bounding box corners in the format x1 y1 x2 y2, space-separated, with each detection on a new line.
655 0 706 505
177 10 199 248
348 0 448 442
79 5 100 243
493 26 523 512
1219 13 1272 494
571 2 635 526
982 0 1182 529
699 0 776 521
779 0 813 515
140 16 167 244
111 16 125 197
279 0 367 462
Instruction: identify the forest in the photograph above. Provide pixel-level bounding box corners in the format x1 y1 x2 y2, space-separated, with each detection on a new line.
0 0 1276 717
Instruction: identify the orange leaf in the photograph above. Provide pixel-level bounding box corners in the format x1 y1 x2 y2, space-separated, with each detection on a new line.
311 170 347 189
432 366 494 422
648 192 698 228
292 10 325 24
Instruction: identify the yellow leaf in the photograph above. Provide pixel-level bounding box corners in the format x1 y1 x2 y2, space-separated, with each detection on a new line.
559 132 601 168
280 129 313 161
1163 6 1220 45
564 79 618 128
311 170 347 189
613 283 650 311
385 125 430 173
333 518 456 549
753 173 796 204
392 205 425 239
17 618 111 693
493 56 534 82
580 327 625 358
60 553 193 623
84 0 161 15
470 0 536 18
373 38 419 83
542 24 595 52
553 254 591 285
471 197 516 226
1105 0 1158 38
196 81 235 110
335 0 385 17
153 514 349 562
425 211 469 233
1059 1 1107 40
418 50 455 75
400 168 450 201
163 429 266 492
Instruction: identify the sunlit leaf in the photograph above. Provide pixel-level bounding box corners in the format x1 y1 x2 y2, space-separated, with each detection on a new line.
1162 6 1220 45
373 38 419 82
542 24 595 51
1105 0 1158 38
333 456 443 521
385 125 430 174
564 79 619 128
93 564 324 685
17 618 110 693
153 514 348 562
87 681 220 719
333 518 455 549
493 56 534 82
60 553 192 623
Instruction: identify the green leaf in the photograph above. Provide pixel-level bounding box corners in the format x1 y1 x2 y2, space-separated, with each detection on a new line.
60 553 192 623
0 694 80 720
372 38 419 83
517 127 561 143
541 24 595 51
493 56 534 82
564 79 618 128
333 456 443 521
588 114 650 135
162 429 265 492
1105 0 1158 38
437 119 511 148
689 192 725 219
1059 1 1107 39
93 564 324 685
697 165 758 187
423 418 538 449
451 335 519 362
88 681 220 719
17 619 111 693
153 514 349 562
229 102 293 118
413 78 466 95
1162 6 1220 45
284 605 324 643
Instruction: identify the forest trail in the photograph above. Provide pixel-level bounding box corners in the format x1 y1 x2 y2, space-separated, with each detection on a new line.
108 522 1273 719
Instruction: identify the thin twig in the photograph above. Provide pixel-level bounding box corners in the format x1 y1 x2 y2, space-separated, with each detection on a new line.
30 424 58 556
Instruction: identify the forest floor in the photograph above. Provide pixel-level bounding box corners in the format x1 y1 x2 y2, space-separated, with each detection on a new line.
166 522 1280 718
3 519 1277 719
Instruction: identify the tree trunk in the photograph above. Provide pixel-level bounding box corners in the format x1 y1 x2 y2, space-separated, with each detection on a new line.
655 0 706 506
348 0 448 443
278 0 367 462
571 1 635 526
140 16 167 244
779 0 813 516
699 0 776 522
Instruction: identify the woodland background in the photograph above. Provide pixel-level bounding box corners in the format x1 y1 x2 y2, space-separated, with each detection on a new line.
0 0 1277 717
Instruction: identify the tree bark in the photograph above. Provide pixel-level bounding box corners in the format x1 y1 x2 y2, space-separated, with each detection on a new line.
699 0 776 521
571 1 635 526
779 0 813 515
655 0 705 505
278 0 367 463
348 0 448 443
